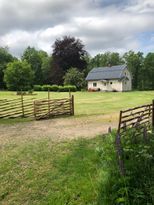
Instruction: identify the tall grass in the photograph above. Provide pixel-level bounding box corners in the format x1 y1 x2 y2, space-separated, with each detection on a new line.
97 130 154 205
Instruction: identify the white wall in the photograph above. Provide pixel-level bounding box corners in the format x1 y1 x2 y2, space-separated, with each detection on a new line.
121 68 132 91
87 68 132 92
88 80 123 91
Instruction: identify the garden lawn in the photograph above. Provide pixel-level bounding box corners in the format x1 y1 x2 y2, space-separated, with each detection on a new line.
0 91 154 117
0 136 103 205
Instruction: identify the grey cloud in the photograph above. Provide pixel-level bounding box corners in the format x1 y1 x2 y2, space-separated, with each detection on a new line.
0 0 154 56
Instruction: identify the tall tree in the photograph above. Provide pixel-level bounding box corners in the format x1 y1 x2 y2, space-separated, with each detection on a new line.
22 47 43 85
123 51 144 89
0 47 14 88
4 60 34 91
51 36 87 84
88 52 123 70
142 53 154 90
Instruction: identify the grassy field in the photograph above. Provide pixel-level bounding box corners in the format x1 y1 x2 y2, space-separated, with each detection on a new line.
0 135 104 205
0 90 154 117
0 90 154 204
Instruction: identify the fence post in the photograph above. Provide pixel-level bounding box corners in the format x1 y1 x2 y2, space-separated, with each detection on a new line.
71 95 74 116
21 91 25 117
34 100 36 120
115 133 125 176
117 111 122 134
152 100 154 130
48 89 50 118
69 89 71 98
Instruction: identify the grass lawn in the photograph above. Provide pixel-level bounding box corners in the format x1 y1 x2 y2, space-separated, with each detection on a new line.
0 90 154 117
0 90 154 204
0 136 103 205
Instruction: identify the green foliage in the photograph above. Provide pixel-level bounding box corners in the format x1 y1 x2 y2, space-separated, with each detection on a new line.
97 131 154 205
0 47 14 88
87 52 124 70
4 60 34 91
41 84 51 91
58 85 77 92
64 67 86 90
50 84 59 92
22 47 45 85
141 53 154 90
123 51 144 89
33 85 42 91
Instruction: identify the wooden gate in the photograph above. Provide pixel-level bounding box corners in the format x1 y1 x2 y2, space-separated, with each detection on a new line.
34 95 74 120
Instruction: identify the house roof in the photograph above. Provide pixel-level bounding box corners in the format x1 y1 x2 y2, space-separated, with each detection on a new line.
86 64 127 81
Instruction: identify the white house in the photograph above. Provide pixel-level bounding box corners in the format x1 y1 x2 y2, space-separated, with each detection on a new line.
86 65 132 92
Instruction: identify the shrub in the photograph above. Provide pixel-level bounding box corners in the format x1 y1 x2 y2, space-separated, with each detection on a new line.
58 85 77 92
42 85 51 91
64 85 77 92
50 84 59 92
33 85 42 91
97 131 154 205
4 60 34 91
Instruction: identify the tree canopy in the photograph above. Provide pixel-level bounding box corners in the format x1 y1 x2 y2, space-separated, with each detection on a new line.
64 67 86 90
0 47 14 88
51 36 88 84
4 60 34 91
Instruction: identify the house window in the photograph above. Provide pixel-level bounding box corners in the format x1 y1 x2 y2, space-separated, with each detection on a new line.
93 82 97 87
110 82 113 84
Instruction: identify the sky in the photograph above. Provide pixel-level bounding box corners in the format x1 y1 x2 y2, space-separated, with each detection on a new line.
0 0 154 57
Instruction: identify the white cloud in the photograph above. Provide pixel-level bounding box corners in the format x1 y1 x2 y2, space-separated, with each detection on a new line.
0 0 154 56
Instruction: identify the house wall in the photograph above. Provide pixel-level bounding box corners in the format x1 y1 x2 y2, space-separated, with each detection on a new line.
121 68 132 91
88 80 123 91
87 67 132 92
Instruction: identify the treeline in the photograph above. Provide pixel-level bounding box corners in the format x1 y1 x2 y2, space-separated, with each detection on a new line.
0 36 154 91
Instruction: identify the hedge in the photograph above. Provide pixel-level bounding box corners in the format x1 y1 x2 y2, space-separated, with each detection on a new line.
33 85 77 92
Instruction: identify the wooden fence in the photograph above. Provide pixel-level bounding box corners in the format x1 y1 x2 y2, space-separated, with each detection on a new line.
117 101 154 136
116 100 154 175
34 95 74 120
0 93 74 120
0 97 35 119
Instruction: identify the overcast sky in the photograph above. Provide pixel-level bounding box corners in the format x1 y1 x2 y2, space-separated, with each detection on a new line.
0 0 154 57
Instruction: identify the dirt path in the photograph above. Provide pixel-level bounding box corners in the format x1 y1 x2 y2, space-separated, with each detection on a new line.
0 113 118 145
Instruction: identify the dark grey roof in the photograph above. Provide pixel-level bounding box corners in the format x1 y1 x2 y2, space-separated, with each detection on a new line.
86 65 127 81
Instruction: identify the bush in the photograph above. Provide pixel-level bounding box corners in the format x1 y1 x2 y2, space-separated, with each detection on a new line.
64 85 77 92
97 131 154 205
33 85 42 91
50 84 59 92
58 85 77 92
4 60 34 91
42 85 51 91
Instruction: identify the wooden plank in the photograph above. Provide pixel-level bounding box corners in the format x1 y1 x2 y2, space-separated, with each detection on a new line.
122 103 152 113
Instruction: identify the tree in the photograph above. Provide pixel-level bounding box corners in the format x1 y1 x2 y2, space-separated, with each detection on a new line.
123 51 144 89
88 52 123 71
0 47 14 88
4 60 34 91
141 53 154 90
41 56 52 84
22 47 43 85
64 67 86 90
51 36 87 84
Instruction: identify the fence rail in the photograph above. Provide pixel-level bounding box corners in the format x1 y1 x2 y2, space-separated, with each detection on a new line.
0 93 74 120
34 95 74 120
117 102 153 136
0 97 35 119
116 100 154 176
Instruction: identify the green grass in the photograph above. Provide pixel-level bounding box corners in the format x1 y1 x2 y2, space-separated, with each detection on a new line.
0 136 103 205
0 90 154 117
